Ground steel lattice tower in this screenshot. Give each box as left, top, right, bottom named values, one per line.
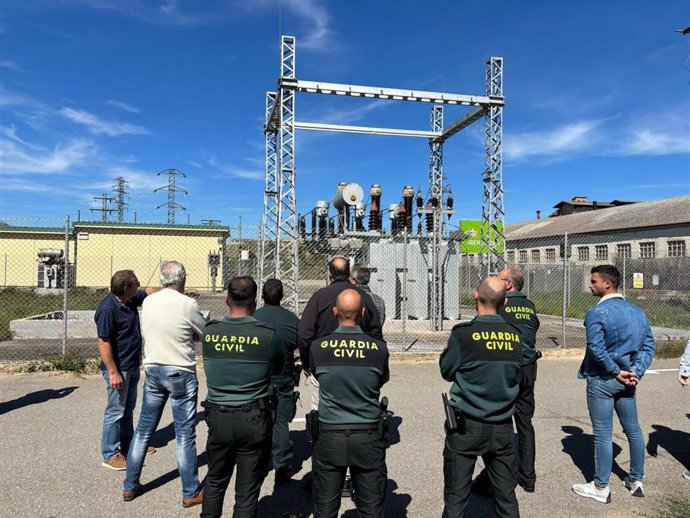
left=429, top=105, right=444, bottom=330
left=260, top=36, right=299, bottom=312
left=155, top=168, right=188, bottom=224
left=90, top=193, right=115, bottom=222
left=481, top=57, right=505, bottom=276
left=113, top=176, right=128, bottom=223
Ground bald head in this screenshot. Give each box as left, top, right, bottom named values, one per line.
left=474, top=276, right=507, bottom=313
left=328, top=256, right=350, bottom=282
left=333, top=288, right=364, bottom=325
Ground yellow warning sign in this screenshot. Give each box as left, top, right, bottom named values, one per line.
left=633, top=273, right=644, bottom=289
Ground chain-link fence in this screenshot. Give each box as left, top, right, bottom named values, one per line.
left=1, top=216, right=688, bottom=361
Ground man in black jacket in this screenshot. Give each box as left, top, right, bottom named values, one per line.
left=298, top=256, right=383, bottom=409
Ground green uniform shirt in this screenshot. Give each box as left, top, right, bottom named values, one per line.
left=440, top=315, right=523, bottom=423
left=202, top=316, right=285, bottom=405
left=499, top=291, right=540, bottom=365
left=255, top=304, right=300, bottom=388
left=311, top=325, right=389, bottom=425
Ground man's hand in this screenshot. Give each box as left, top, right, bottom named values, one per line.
left=616, top=370, right=638, bottom=386
left=108, top=370, right=124, bottom=390
left=679, top=374, right=690, bottom=387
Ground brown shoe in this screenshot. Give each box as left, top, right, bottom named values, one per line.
left=102, top=453, right=126, bottom=471
left=182, top=489, right=204, bottom=508
left=146, top=446, right=156, bottom=455
left=122, top=485, right=140, bottom=502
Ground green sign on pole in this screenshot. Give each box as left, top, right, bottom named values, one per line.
left=459, top=220, right=504, bottom=254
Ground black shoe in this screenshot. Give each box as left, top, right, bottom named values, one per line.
left=519, top=480, right=535, bottom=493
left=341, top=477, right=353, bottom=498
left=275, top=466, right=294, bottom=485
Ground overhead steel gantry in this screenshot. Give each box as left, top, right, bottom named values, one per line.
left=260, top=35, right=505, bottom=317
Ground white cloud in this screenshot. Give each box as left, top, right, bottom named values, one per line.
left=615, top=113, right=690, bottom=156
left=505, top=120, right=603, bottom=161
left=283, top=0, right=335, bottom=51
left=59, top=107, right=149, bottom=136
left=203, top=154, right=263, bottom=181
left=187, top=160, right=203, bottom=168
left=0, top=60, right=23, bottom=71
left=0, top=138, right=96, bottom=174
left=106, top=99, right=141, bottom=113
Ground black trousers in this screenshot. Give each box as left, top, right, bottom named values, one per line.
left=443, top=417, right=519, bottom=518
left=272, top=384, right=298, bottom=470
left=514, top=361, right=537, bottom=488
left=313, top=429, right=387, bottom=518
left=201, top=405, right=271, bottom=518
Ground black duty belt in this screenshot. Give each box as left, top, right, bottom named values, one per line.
left=319, top=422, right=379, bottom=432
left=202, top=399, right=265, bottom=412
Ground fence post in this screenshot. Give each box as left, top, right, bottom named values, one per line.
left=63, top=215, right=70, bottom=356
left=622, top=252, right=626, bottom=297
left=561, top=232, right=568, bottom=348
left=402, top=227, right=408, bottom=351
left=238, top=216, right=243, bottom=276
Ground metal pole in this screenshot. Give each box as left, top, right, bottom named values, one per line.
left=63, top=215, right=70, bottom=356
left=622, top=252, right=627, bottom=297
left=238, top=216, right=243, bottom=276
left=561, top=232, right=568, bottom=348
left=402, top=227, right=408, bottom=350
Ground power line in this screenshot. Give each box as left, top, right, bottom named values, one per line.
left=155, top=168, right=188, bottom=224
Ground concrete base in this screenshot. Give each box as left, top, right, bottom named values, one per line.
left=10, top=310, right=96, bottom=339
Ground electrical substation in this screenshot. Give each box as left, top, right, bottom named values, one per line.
left=259, top=35, right=505, bottom=331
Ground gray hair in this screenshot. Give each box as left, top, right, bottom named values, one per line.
left=160, top=261, right=186, bottom=288
left=351, top=264, right=371, bottom=286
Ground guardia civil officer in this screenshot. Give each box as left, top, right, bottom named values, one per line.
left=498, top=268, right=540, bottom=492
left=201, top=276, right=285, bottom=518
left=310, top=289, right=389, bottom=518
left=440, top=276, right=523, bottom=518
left=254, top=278, right=301, bottom=485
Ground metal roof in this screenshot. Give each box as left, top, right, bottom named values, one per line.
left=507, top=195, right=690, bottom=240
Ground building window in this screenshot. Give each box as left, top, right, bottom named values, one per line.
left=617, top=243, right=631, bottom=259
left=507, top=250, right=515, bottom=263
left=519, top=250, right=527, bottom=263
left=640, top=242, right=655, bottom=259
left=577, top=246, right=590, bottom=261
left=595, top=245, right=608, bottom=260
left=531, top=250, right=540, bottom=263
left=545, top=248, right=556, bottom=262
left=668, top=240, right=686, bottom=257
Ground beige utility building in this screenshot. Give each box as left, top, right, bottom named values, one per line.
left=0, top=221, right=229, bottom=290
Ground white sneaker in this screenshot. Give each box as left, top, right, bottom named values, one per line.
left=623, top=476, right=644, bottom=497
left=571, top=481, right=611, bottom=504
left=682, top=471, right=690, bottom=481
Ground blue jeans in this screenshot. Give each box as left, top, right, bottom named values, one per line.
left=586, top=377, right=644, bottom=487
left=102, top=368, right=140, bottom=461
left=124, top=366, right=200, bottom=499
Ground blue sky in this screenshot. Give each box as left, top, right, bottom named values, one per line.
left=0, top=0, right=688, bottom=230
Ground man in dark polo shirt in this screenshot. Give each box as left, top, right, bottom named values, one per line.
left=440, top=276, right=523, bottom=518
left=254, top=278, right=300, bottom=485
left=95, top=269, right=151, bottom=470
left=201, top=276, right=285, bottom=518
left=310, top=289, right=390, bottom=518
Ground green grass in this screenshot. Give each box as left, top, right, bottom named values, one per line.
left=647, top=493, right=690, bottom=518
left=20, top=351, right=100, bottom=375
left=0, top=287, right=105, bottom=341
left=462, top=291, right=690, bottom=331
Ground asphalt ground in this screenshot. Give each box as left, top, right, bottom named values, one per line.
left=0, top=356, right=688, bottom=518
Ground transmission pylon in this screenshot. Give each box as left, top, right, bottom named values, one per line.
left=112, top=176, right=128, bottom=223
left=90, top=193, right=115, bottom=222
left=155, top=168, right=188, bottom=224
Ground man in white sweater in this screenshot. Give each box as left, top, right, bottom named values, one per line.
left=123, top=261, right=208, bottom=507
